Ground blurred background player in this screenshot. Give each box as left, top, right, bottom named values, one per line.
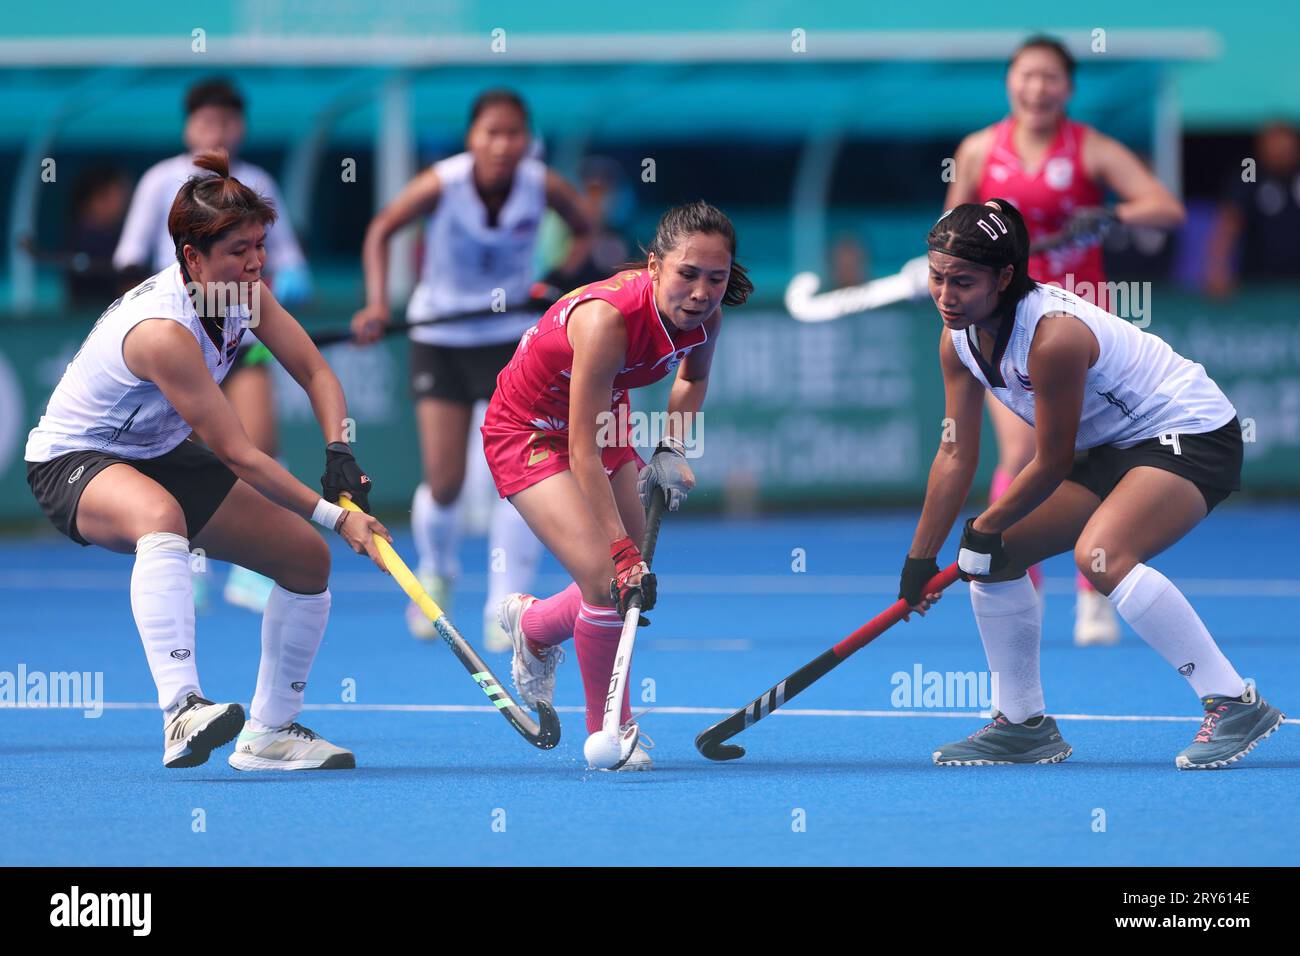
left=112, top=77, right=314, bottom=614
left=944, top=35, right=1186, bottom=646
left=486, top=201, right=750, bottom=771
left=351, top=89, right=592, bottom=647
left=64, top=167, right=132, bottom=308
left=26, top=150, right=387, bottom=770
left=900, top=199, right=1282, bottom=769
left=1205, top=122, right=1300, bottom=297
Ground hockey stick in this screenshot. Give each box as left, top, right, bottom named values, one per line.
left=585, top=488, right=668, bottom=770
left=339, top=497, right=560, bottom=750
left=785, top=213, right=1115, bottom=323
left=694, top=562, right=962, bottom=761
left=310, top=290, right=561, bottom=347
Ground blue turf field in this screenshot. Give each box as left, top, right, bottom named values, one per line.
left=2, top=506, right=1297, bottom=866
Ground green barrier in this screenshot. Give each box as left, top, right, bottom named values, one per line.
left=3, top=285, right=1299, bottom=526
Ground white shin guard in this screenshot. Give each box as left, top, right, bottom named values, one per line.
left=1108, top=563, right=1245, bottom=699
left=131, top=532, right=201, bottom=713
left=411, top=482, right=462, bottom=580
left=485, top=498, right=542, bottom=615
left=250, top=585, right=331, bottom=731
left=970, top=576, right=1044, bottom=724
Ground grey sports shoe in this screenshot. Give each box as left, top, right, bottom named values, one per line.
left=1175, top=685, right=1285, bottom=770
left=933, top=712, right=1072, bottom=766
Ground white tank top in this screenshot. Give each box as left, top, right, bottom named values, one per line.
left=25, top=264, right=247, bottom=462
left=405, top=152, right=547, bottom=347
left=950, top=283, right=1236, bottom=450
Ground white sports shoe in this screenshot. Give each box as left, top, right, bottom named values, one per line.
left=617, top=726, right=654, bottom=772
left=228, top=721, right=356, bottom=771
left=501, top=593, right=564, bottom=710
left=163, top=693, right=245, bottom=768
left=408, top=573, right=453, bottom=641
left=1074, top=588, right=1121, bottom=646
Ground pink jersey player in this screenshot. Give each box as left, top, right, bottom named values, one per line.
left=482, top=202, right=751, bottom=770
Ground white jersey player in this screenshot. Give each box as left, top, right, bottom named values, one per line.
left=112, top=77, right=312, bottom=613
left=26, top=149, right=389, bottom=772
left=350, top=90, right=592, bottom=646
left=898, top=198, right=1283, bottom=770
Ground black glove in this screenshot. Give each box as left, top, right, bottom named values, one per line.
left=321, top=442, right=372, bottom=512
left=899, top=555, right=941, bottom=607
left=957, top=517, right=1008, bottom=580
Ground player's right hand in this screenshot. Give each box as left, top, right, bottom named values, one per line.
left=899, top=554, right=943, bottom=622
left=610, top=536, right=656, bottom=616
left=338, top=510, right=393, bottom=574
left=350, top=304, right=390, bottom=345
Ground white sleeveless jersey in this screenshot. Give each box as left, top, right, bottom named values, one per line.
left=405, top=152, right=547, bottom=347
left=950, top=283, right=1235, bottom=450
left=25, top=264, right=247, bottom=462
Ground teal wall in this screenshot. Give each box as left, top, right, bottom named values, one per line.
left=2, top=0, right=1294, bottom=129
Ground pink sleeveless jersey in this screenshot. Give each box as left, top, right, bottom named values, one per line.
left=481, top=269, right=709, bottom=497
left=978, top=118, right=1105, bottom=290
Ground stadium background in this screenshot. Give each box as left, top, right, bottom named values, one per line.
left=2, top=1, right=1298, bottom=522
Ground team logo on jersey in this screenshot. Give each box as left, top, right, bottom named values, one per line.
left=986, top=163, right=1011, bottom=183
left=1044, top=157, right=1074, bottom=190
left=67, top=465, right=85, bottom=484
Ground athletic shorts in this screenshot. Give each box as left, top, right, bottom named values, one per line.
left=410, top=341, right=519, bottom=404
left=1067, top=417, right=1243, bottom=513
left=26, top=438, right=238, bottom=546
left=480, top=424, right=644, bottom=499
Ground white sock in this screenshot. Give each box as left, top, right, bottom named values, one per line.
left=131, top=532, right=202, bottom=714
left=250, top=585, right=331, bottom=730
left=1108, top=564, right=1245, bottom=699
left=970, top=576, right=1044, bottom=724
left=411, top=482, right=461, bottom=580
left=485, top=498, right=543, bottom=616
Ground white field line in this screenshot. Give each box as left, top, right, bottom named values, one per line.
left=4, top=570, right=1300, bottom=598
left=4, top=701, right=1296, bottom=725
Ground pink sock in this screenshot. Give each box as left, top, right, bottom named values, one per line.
left=521, top=582, right=582, bottom=647
left=573, top=601, right=632, bottom=733
left=991, top=466, right=1043, bottom=589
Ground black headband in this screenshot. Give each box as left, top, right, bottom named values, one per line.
left=926, top=239, right=1013, bottom=270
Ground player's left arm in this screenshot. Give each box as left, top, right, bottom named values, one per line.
left=637, top=310, right=722, bottom=510
left=1085, top=130, right=1186, bottom=229
left=973, top=313, right=1093, bottom=534
left=543, top=170, right=594, bottom=277
left=248, top=282, right=349, bottom=445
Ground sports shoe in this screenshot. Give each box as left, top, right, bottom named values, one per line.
left=501, top=593, right=563, bottom=710
left=408, top=573, right=453, bottom=641
left=1074, top=588, right=1120, bottom=646
left=223, top=564, right=276, bottom=613
left=228, top=721, right=355, bottom=771
left=616, top=726, right=654, bottom=772
left=933, top=712, right=1072, bottom=765
left=1175, top=685, right=1285, bottom=770
left=163, top=693, right=245, bottom=768
left=483, top=607, right=512, bottom=653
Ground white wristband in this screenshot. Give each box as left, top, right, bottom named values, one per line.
left=312, top=498, right=345, bottom=532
